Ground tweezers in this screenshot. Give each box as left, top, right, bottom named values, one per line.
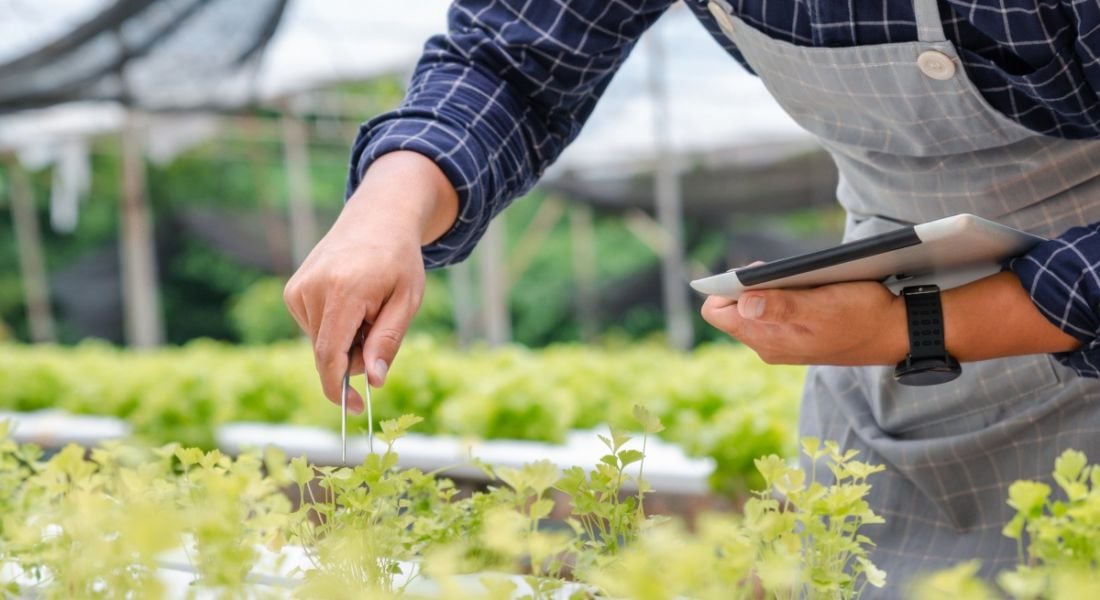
left=340, top=345, right=373, bottom=466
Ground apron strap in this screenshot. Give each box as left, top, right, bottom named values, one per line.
left=914, top=0, right=948, bottom=43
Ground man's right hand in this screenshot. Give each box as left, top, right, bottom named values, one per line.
left=283, top=151, right=459, bottom=414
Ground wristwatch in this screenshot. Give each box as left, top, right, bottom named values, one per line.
left=893, top=285, right=961, bottom=386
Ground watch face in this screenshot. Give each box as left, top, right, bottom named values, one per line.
left=894, top=357, right=962, bottom=386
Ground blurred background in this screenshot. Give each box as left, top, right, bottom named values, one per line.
left=0, top=0, right=844, bottom=350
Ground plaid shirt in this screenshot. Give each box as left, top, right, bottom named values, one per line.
left=347, top=0, right=1100, bottom=374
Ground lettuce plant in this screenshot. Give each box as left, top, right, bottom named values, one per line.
left=0, top=413, right=890, bottom=599
left=592, top=437, right=887, bottom=600
left=913, top=449, right=1100, bottom=599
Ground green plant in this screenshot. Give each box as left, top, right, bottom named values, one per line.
left=591, top=437, right=887, bottom=600
left=0, top=420, right=291, bottom=598
left=0, top=338, right=804, bottom=493
left=912, top=449, right=1100, bottom=599
left=0, top=412, right=888, bottom=599
left=228, top=277, right=301, bottom=344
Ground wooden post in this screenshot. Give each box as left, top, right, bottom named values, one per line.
left=241, top=115, right=293, bottom=275
left=569, top=202, right=598, bottom=341
left=280, top=101, right=319, bottom=267
left=4, top=155, right=57, bottom=343
left=448, top=259, right=477, bottom=348
left=647, top=28, right=693, bottom=350
left=478, top=217, right=511, bottom=346
left=118, top=116, right=164, bottom=348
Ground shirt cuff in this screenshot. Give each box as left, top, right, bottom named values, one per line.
left=346, top=115, right=484, bottom=269
left=1008, top=223, right=1100, bottom=378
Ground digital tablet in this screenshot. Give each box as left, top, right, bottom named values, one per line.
left=689, top=214, right=1045, bottom=299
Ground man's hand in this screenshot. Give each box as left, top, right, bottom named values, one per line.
left=701, top=269, right=1081, bottom=367
left=283, top=151, right=458, bottom=413
left=702, top=281, right=908, bottom=366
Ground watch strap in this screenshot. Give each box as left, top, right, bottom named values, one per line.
left=902, top=285, right=946, bottom=360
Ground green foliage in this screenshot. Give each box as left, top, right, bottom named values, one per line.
left=229, top=277, right=301, bottom=344
left=0, top=433, right=290, bottom=598
left=0, top=338, right=804, bottom=494
left=0, top=414, right=887, bottom=599
left=592, top=437, right=887, bottom=599
left=913, top=449, right=1100, bottom=599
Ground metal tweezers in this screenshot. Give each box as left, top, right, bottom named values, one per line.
left=340, top=339, right=373, bottom=465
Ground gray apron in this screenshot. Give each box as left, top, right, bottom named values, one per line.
left=707, top=0, right=1100, bottom=594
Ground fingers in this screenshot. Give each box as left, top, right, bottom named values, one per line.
left=314, top=295, right=366, bottom=410
left=701, top=294, right=745, bottom=333
left=346, top=345, right=366, bottom=376
left=283, top=278, right=309, bottom=335
left=342, top=345, right=366, bottom=415
left=362, top=286, right=420, bottom=388
left=701, top=289, right=805, bottom=336
left=737, top=290, right=800, bottom=323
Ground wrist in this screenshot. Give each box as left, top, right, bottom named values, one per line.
left=885, top=292, right=910, bottom=364
left=349, top=150, right=460, bottom=244
left=941, top=271, right=1080, bottom=362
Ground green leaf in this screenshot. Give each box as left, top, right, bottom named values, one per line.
left=289, top=456, right=313, bottom=486
left=1054, top=449, right=1087, bottom=483
left=522, top=460, right=562, bottom=495
left=530, top=498, right=555, bottom=521
left=754, top=455, right=788, bottom=487
left=377, top=414, right=424, bottom=444
left=632, top=405, right=665, bottom=435
left=801, top=437, right=824, bottom=461
left=997, top=566, right=1047, bottom=599
left=618, top=449, right=645, bottom=468
left=175, top=447, right=204, bottom=469
left=1007, top=480, right=1050, bottom=515
left=263, top=446, right=288, bottom=484
left=609, top=428, right=631, bottom=453
left=856, top=557, right=886, bottom=588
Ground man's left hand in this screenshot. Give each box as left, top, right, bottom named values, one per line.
left=701, top=281, right=908, bottom=366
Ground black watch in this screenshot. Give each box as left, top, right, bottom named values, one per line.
left=893, top=285, right=961, bottom=386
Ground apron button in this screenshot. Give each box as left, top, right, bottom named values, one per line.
left=707, top=1, right=736, bottom=33
left=917, top=50, right=956, bottom=80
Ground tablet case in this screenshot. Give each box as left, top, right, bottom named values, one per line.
left=689, top=214, right=1045, bottom=299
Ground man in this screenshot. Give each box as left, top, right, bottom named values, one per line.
left=284, top=0, right=1100, bottom=592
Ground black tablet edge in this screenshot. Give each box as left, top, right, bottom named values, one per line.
left=736, top=226, right=921, bottom=287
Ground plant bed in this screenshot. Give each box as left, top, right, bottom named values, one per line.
left=0, top=411, right=896, bottom=599
left=0, top=339, right=804, bottom=495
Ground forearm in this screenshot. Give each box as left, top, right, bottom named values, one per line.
left=941, top=271, right=1080, bottom=362
left=347, top=151, right=459, bottom=245
left=346, top=0, right=674, bottom=268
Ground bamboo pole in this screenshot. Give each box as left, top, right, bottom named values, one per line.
left=118, top=115, right=164, bottom=348
left=4, top=155, right=57, bottom=343
left=448, top=259, right=477, bottom=348
left=279, top=101, right=319, bottom=268
left=478, top=218, right=511, bottom=346
left=646, top=27, right=693, bottom=350
left=241, top=115, right=293, bottom=275
left=569, top=203, right=598, bottom=341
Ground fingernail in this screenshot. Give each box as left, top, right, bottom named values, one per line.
left=740, top=296, right=765, bottom=319
left=373, top=359, right=389, bottom=385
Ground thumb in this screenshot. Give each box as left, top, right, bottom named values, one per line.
left=362, top=292, right=418, bottom=388
left=737, top=290, right=800, bottom=323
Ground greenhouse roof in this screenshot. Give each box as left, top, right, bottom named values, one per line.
left=0, top=1, right=812, bottom=170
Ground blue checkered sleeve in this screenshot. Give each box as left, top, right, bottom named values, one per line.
left=346, top=0, right=674, bottom=268
left=1009, top=224, right=1100, bottom=378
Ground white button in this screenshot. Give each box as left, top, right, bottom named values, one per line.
left=917, top=50, right=956, bottom=80
left=707, top=1, right=735, bottom=33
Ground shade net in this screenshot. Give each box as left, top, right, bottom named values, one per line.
left=0, top=0, right=288, bottom=114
